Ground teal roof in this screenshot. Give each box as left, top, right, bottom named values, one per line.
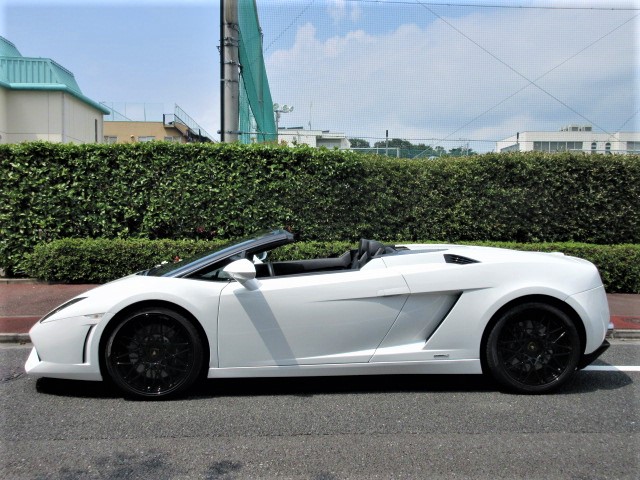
left=0, top=36, right=109, bottom=114
left=0, top=37, right=22, bottom=57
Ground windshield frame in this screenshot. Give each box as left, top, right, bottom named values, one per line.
left=146, top=229, right=295, bottom=278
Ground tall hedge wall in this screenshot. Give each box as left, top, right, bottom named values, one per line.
left=1, top=142, right=639, bottom=274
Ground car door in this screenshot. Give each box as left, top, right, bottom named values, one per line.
left=217, top=268, right=410, bottom=367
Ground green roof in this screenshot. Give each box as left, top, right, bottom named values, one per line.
left=0, top=36, right=109, bottom=114
left=0, top=37, right=21, bottom=57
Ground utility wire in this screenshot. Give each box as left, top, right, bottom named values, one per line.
left=440, top=12, right=639, bottom=143
left=345, top=0, right=640, bottom=10
left=607, top=107, right=640, bottom=143
left=265, top=0, right=316, bottom=52
left=410, top=0, right=615, bottom=157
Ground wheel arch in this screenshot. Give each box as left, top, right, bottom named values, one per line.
left=479, top=294, right=586, bottom=375
left=97, top=299, right=211, bottom=380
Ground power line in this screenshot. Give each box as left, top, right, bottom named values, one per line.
left=345, top=0, right=640, bottom=10
left=441, top=12, right=640, bottom=142
left=608, top=107, right=640, bottom=142
left=414, top=0, right=614, bottom=144
left=342, top=134, right=498, bottom=142
left=264, top=0, right=316, bottom=52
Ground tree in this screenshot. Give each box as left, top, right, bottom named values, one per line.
left=373, top=138, right=414, bottom=149
left=349, top=138, right=370, bottom=148
left=448, top=146, right=476, bottom=157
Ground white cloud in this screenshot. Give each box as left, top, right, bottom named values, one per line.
left=327, top=0, right=347, bottom=23
left=327, top=0, right=362, bottom=25
left=266, top=7, right=638, bottom=151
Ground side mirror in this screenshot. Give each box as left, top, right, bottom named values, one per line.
left=223, top=259, right=261, bottom=291
left=253, top=251, right=268, bottom=263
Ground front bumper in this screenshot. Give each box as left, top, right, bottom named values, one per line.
left=25, top=346, right=102, bottom=381
left=25, top=312, right=109, bottom=381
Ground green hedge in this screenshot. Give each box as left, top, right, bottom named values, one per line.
left=2, top=142, right=639, bottom=274
left=23, top=238, right=224, bottom=284
left=24, top=238, right=640, bottom=293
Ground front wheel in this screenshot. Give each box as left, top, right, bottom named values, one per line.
left=485, top=302, right=581, bottom=394
left=104, top=307, right=203, bottom=399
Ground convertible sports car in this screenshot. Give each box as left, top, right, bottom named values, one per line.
left=26, top=229, right=611, bottom=398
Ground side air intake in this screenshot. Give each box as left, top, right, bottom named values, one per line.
left=444, top=254, right=479, bottom=265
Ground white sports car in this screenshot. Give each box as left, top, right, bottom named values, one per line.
left=26, top=229, right=611, bottom=398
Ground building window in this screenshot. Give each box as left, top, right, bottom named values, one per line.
left=534, top=141, right=582, bottom=153
left=104, top=136, right=117, bottom=144
left=591, top=142, right=597, bottom=153
left=138, top=136, right=156, bottom=142
left=164, top=136, right=181, bottom=142
left=605, top=142, right=611, bottom=154
left=627, top=141, right=640, bottom=153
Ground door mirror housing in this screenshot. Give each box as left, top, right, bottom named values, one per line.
left=223, top=259, right=261, bottom=291
left=253, top=251, right=268, bottom=263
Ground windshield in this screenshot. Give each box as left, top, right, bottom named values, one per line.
left=144, top=229, right=291, bottom=277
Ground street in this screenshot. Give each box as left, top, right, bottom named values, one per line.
left=1, top=341, right=638, bottom=479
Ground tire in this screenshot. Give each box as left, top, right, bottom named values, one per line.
left=485, top=302, right=581, bottom=394
left=104, top=307, right=203, bottom=399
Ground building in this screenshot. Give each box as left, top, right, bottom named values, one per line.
left=103, top=103, right=213, bottom=144
left=497, top=125, right=640, bottom=154
left=277, top=127, right=350, bottom=149
left=0, top=36, right=109, bottom=144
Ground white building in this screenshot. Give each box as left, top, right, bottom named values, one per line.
left=278, top=128, right=351, bottom=149
left=0, top=36, right=109, bottom=144
left=497, top=125, right=640, bottom=154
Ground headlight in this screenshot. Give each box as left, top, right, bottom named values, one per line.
left=40, top=297, right=87, bottom=323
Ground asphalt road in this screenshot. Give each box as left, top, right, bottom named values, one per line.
left=1, top=341, right=638, bottom=480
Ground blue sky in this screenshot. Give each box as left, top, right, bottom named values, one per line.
left=1, top=0, right=638, bottom=150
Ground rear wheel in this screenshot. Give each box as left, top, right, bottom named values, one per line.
left=104, top=307, right=203, bottom=399
left=486, top=302, right=581, bottom=393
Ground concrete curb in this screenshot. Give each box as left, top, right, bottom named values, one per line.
left=0, top=278, right=49, bottom=285
left=606, top=329, right=640, bottom=340
left=0, top=333, right=31, bottom=344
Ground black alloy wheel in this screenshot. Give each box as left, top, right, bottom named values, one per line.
left=104, top=307, right=203, bottom=399
left=486, top=302, right=581, bottom=393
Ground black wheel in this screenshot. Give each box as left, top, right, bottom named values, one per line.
left=485, top=302, right=581, bottom=394
left=104, top=307, right=203, bottom=399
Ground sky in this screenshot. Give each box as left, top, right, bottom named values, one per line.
left=1, top=0, right=638, bottom=151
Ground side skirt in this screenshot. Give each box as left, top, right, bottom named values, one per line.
left=207, top=359, right=482, bottom=378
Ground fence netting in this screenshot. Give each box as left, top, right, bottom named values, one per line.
left=237, top=0, right=277, bottom=143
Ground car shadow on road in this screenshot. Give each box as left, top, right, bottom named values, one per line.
left=33, top=370, right=633, bottom=400
left=189, top=369, right=634, bottom=399
left=35, top=377, right=120, bottom=398
left=33, top=374, right=494, bottom=400
left=191, top=374, right=496, bottom=398
left=558, top=368, right=635, bottom=395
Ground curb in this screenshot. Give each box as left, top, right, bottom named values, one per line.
left=0, top=333, right=31, bottom=344
left=0, top=278, right=49, bottom=285
left=606, top=329, right=640, bottom=340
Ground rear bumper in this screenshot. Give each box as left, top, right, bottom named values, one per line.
left=578, top=339, right=610, bottom=370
